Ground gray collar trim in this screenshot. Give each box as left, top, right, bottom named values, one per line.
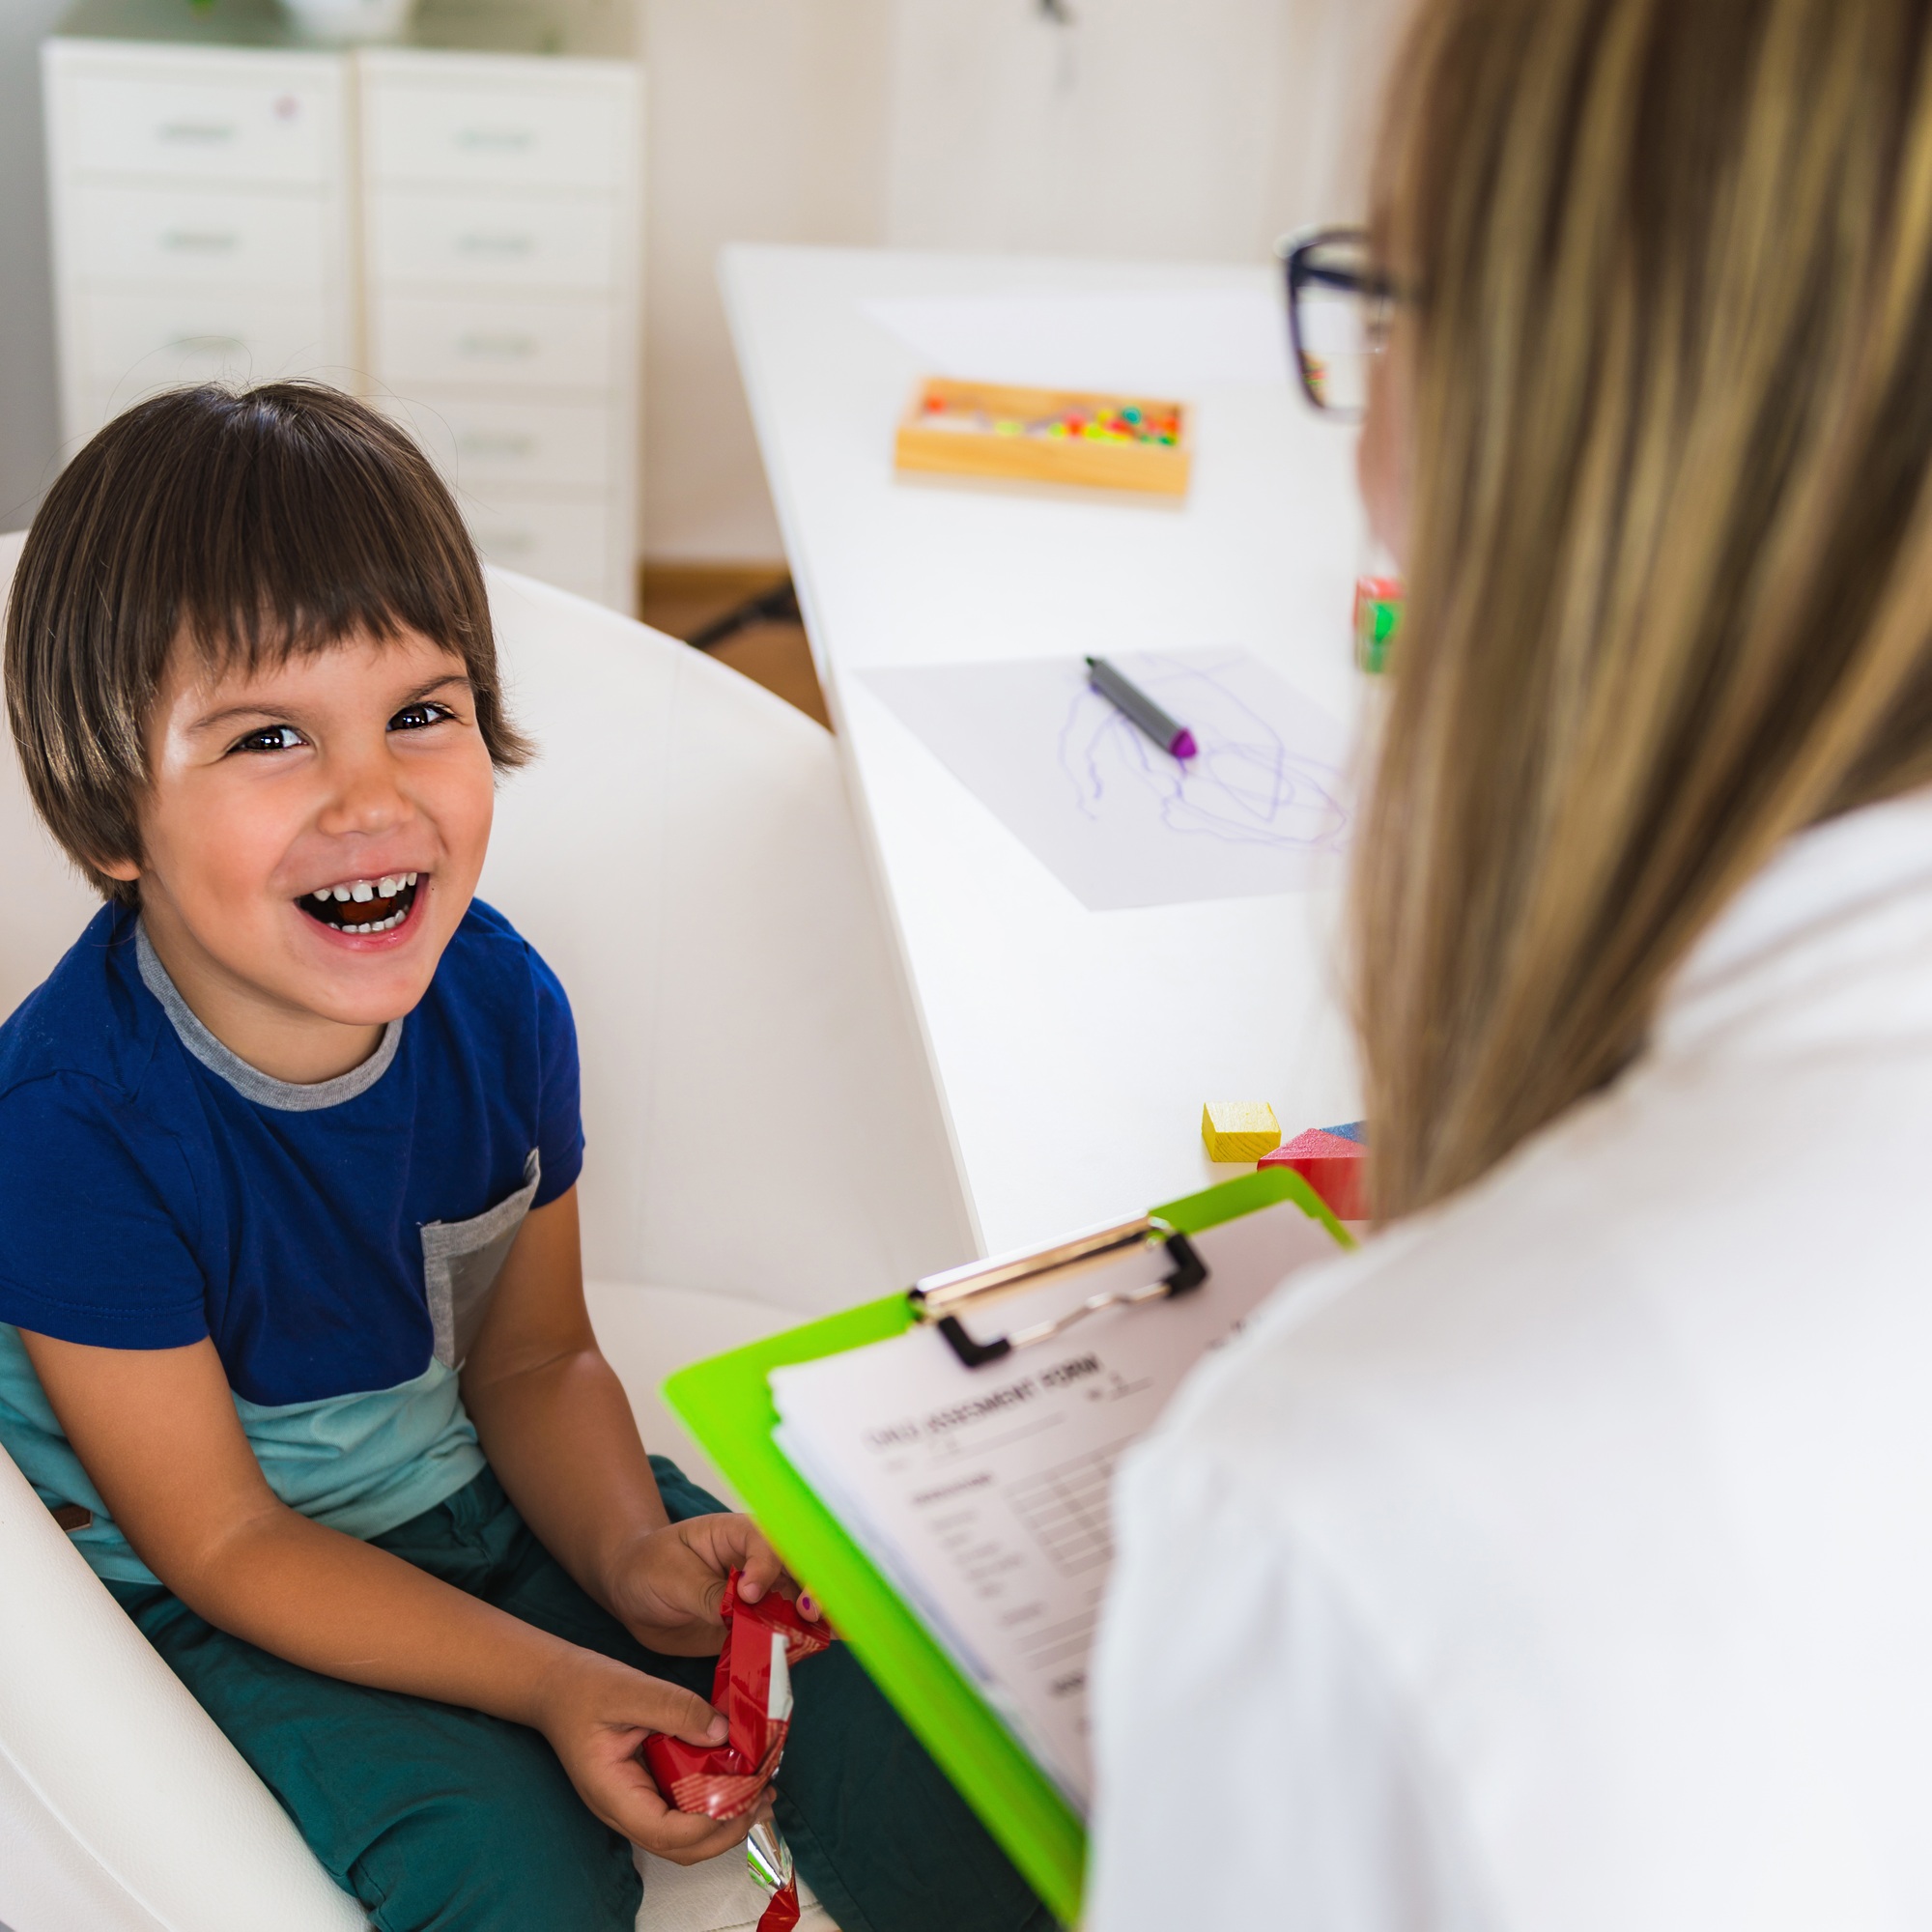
left=135, top=923, right=403, bottom=1112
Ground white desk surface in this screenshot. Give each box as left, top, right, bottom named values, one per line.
left=723, top=244, right=1367, bottom=1260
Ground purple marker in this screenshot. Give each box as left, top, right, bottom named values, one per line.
left=1085, top=655, right=1198, bottom=761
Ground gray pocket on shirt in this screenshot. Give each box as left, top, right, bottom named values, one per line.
left=421, top=1149, right=541, bottom=1370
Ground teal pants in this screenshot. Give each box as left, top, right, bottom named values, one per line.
left=107, top=1461, right=1056, bottom=1932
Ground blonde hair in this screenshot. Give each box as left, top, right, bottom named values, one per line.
left=1355, top=0, right=1932, bottom=1219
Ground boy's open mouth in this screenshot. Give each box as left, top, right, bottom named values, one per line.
left=299, top=872, right=421, bottom=935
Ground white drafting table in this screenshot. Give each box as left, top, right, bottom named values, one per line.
left=723, top=244, right=1368, bottom=1260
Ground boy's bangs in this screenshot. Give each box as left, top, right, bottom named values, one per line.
left=173, top=532, right=476, bottom=685
left=158, top=394, right=486, bottom=683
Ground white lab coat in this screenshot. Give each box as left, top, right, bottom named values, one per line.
left=1088, top=788, right=1932, bottom=1932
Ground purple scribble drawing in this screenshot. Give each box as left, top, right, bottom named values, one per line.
left=1057, top=653, right=1350, bottom=852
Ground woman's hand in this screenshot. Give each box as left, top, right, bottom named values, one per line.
left=602, top=1513, right=821, bottom=1656
left=532, top=1646, right=771, bottom=1862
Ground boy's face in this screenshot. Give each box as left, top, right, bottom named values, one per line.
left=109, top=626, right=497, bottom=1034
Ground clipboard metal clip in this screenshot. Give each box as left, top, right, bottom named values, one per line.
left=908, top=1214, right=1208, bottom=1370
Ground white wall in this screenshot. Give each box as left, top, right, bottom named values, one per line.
left=639, top=0, right=895, bottom=562
left=883, top=0, right=1295, bottom=261
left=0, top=0, right=69, bottom=532
left=881, top=0, right=1407, bottom=262
left=1273, top=0, right=1413, bottom=230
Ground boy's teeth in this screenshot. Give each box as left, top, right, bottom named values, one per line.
left=306, top=874, right=419, bottom=912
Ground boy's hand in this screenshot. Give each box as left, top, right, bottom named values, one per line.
left=534, top=1647, right=771, bottom=1863
left=603, top=1513, right=822, bottom=1657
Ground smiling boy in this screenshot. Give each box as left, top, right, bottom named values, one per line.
left=0, top=384, right=1052, bottom=1932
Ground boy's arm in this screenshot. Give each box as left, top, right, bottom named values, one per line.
left=20, top=1327, right=757, bottom=1863
left=459, top=1185, right=806, bottom=1655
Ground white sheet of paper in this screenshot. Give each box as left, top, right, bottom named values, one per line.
left=862, top=649, right=1352, bottom=910
left=769, top=1202, right=1341, bottom=1808
left=861, top=286, right=1293, bottom=392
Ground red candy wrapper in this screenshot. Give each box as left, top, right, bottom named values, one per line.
left=642, top=1574, right=832, bottom=1931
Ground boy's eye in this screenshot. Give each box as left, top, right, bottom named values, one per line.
left=232, top=724, right=304, bottom=754
left=389, top=700, right=457, bottom=732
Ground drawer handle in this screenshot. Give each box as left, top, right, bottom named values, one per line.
left=459, top=433, right=536, bottom=457
left=479, top=531, right=536, bottom=554
left=167, top=333, right=246, bottom=351
left=456, top=233, right=536, bottom=257
left=161, top=231, right=240, bottom=253
left=457, top=332, right=537, bottom=358
left=157, top=121, right=236, bottom=145
left=455, top=127, right=534, bottom=152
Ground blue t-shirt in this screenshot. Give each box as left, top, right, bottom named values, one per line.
left=0, top=899, right=583, bottom=1582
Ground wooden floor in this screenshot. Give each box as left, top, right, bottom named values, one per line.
left=638, top=562, right=832, bottom=730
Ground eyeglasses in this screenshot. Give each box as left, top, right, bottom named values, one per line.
left=1277, top=226, right=1398, bottom=422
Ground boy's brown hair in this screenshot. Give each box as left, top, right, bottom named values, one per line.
left=5, top=382, right=532, bottom=906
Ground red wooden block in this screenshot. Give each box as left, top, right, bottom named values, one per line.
left=1260, top=1125, right=1369, bottom=1220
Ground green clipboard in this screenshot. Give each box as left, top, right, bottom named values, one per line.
left=662, top=1167, right=1350, bottom=1926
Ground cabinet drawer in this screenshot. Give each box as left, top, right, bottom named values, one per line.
left=462, top=494, right=612, bottom=598
left=56, top=62, right=340, bottom=187
left=384, top=396, right=612, bottom=491
left=371, top=295, right=615, bottom=391
left=70, top=184, right=331, bottom=288
left=369, top=190, right=619, bottom=293
left=78, top=290, right=347, bottom=389
left=362, top=76, right=626, bottom=190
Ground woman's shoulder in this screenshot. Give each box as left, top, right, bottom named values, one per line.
left=1116, top=1041, right=1932, bottom=1930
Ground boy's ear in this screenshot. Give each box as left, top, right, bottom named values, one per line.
left=93, top=853, right=142, bottom=885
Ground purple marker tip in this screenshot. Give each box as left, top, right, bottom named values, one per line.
left=1171, top=728, right=1199, bottom=761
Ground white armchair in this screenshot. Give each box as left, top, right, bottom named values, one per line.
left=0, top=533, right=973, bottom=1932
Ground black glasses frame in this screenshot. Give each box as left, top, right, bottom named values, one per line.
left=1277, top=225, right=1399, bottom=422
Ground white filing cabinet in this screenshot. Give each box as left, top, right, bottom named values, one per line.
left=42, top=0, right=642, bottom=613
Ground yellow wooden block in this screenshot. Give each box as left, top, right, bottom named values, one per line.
left=1201, top=1100, right=1282, bottom=1162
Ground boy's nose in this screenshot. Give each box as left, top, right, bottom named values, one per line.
left=317, top=758, right=412, bottom=837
